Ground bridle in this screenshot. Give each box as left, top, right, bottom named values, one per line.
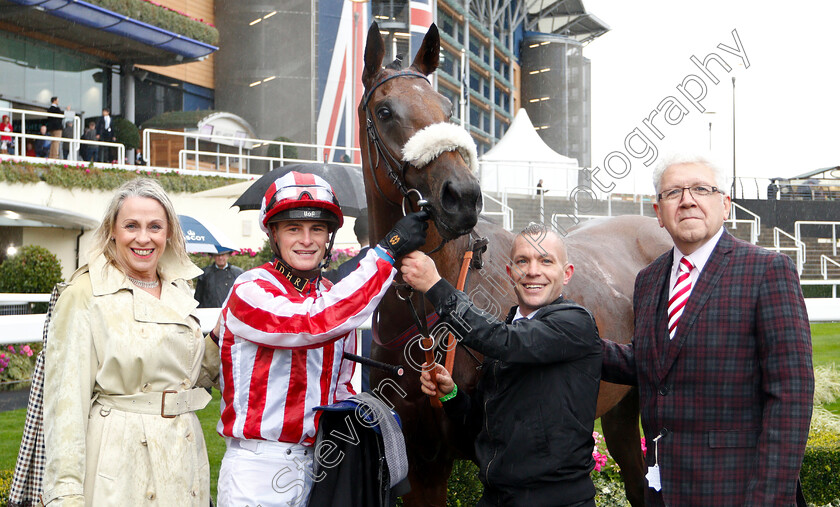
left=361, top=69, right=434, bottom=217
left=362, top=69, right=466, bottom=393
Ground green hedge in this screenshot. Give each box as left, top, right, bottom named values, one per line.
left=86, top=0, right=219, bottom=46
left=114, top=117, right=141, bottom=151
left=803, top=431, right=840, bottom=505
left=0, top=245, right=63, bottom=313
left=0, top=160, right=239, bottom=194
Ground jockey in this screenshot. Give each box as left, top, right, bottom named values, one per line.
left=215, top=171, right=428, bottom=506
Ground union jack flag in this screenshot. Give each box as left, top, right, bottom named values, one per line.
left=316, top=0, right=369, bottom=164
left=410, top=0, right=434, bottom=61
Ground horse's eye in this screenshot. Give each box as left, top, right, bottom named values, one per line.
left=376, top=106, right=392, bottom=121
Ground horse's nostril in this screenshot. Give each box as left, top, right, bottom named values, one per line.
left=441, top=181, right=459, bottom=213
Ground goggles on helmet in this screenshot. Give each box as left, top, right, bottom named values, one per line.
left=259, top=172, right=344, bottom=234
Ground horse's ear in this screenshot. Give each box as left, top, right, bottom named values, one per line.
left=364, top=22, right=385, bottom=89
left=410, top=23, right=440, bottom=76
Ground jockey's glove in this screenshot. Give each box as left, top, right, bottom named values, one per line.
left=379, top=210, right=430, bottom=259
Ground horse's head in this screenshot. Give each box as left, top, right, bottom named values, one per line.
left=359, top=22, right=482, bottom=241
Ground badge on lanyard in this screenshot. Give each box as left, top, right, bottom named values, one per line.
left=646, top=433, right=664, bottom=491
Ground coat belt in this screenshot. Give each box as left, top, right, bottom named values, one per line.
left=96, top=388, right=212, bottom=418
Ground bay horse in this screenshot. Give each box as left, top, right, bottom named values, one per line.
left=359, top=22, right=672, bottom=506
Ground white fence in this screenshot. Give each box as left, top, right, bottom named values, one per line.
left=0, top=106, right=125, bottom=163
left=142, top=128, right=361, bottom=174
left=1, top=288, right=836, bottom=350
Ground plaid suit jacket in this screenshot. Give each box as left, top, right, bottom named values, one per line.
left=603, top=231, right=814, bottom=506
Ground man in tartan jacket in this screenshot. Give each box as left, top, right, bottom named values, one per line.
left=602, top=153, right=814, bottom=506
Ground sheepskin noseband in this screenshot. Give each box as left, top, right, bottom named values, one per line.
left=401, top=122, right=479, bottom=173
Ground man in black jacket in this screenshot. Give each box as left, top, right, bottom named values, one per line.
left=95, top=108, right=116, bottom=162
left=46, top=96, right=62, bottom=159
left=401, top=223, right=602, bottom=507
left=193, top=249, right=244, bottom=308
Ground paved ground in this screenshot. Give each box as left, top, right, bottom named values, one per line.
left=0, top=388, right=30, bottom=412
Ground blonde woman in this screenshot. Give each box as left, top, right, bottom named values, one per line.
left=43, top=178, right=219, bottom=505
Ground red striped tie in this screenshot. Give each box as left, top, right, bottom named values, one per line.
left=668, top=257, right=694, bottom=339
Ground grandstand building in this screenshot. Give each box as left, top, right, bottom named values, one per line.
left=0, top=0, right=607, bottom=166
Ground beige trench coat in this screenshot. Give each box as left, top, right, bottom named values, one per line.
left=43, top=250, right=220, bottom=506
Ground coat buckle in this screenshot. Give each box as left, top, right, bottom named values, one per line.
left=161, top=390, right=178, bottom=418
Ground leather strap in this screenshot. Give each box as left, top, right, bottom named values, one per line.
left=96, top=388, right=211, bottom=418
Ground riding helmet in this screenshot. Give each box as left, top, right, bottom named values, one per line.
left=259, top=171, right=344, bottom=234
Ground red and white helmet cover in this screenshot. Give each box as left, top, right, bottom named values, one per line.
left=259, top=171, right=344, bottom=234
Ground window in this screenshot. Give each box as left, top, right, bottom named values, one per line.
left=440, top=10, right=454, bottom=36
left=440, top=48, right=456, bottom=77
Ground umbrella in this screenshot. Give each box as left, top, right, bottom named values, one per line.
left=178, top=214, right=238, bottom=254
left=232, top=163, right=367, bottom=217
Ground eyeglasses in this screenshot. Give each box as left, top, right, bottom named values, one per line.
left=657, top=185, right=720, bottom=202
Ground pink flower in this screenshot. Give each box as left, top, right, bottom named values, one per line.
left=0, top=352, right=5, bottom=359
left=22, top=345, right=33, bottom=357
left=85, top=168, right=91, bottom=174
left=7, top=345, right=14, bottom=352
left=592, top=451, right=608, bottom=472
left=641, top=437, right=647, bottom=457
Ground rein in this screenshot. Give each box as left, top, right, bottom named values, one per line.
left=390, top=235, right=487, bottom=405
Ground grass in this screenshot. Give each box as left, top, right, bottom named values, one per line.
left=2, top=322, right=839, bottom=502
left=812, top=322, right=840, bottom=414
left=0, top=409, right=26, bottom=472
left=199, top=390, right=224, bottom=501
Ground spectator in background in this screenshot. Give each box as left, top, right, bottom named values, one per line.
left=61, top=121, right=75, bottom=160
left=536, top=178, right=545, bottom=196
left=96, top=108, right=116, bottom=162
left=34, top=125, right=51, bottom=158
left=46, top=96, right=62, bottom=159
left=0, top=115, right=13, bottom=155
left=193, top=249, right=244, bottom=309
left=82, top=121, right=98, bottom=162
left=767, top=178, right=778, bottom=200
left=324, top=215, right=370, bottom=283
left=25, top=141, right=35, bottom=157
left=323, top=216, right=374, bottom=391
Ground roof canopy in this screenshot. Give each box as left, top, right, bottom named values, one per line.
left=479, top=108, right=579, bottom=194
left=524, top=0, right=610, bottom=43
left=0, top=198, right=99, bottom=229
left=0, top=0, right=216, bottom=65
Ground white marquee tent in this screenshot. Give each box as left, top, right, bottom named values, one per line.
left=479, top=108, right=580, bottom=195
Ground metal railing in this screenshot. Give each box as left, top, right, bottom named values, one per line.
left=1, top=105, right=81, bottom=160
left=794, top=221, right=840, bottom=258
left=772, top=227, right=806, bottom=274
left=0, top=130, right=125, bottom=164
left=481, top=192, right=513, bottom=231
left=820, top=255, right=840, bottom=297
left=178, top=149, right=361, bottom=175
left=0, top=294, right=374, bottom=344
left=142, top=128, right=361, bottom=173
left=726, top=202, right=761, bottom=244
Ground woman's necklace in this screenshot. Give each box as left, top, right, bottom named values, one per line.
left=127, top=275, right=160, bottom=289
